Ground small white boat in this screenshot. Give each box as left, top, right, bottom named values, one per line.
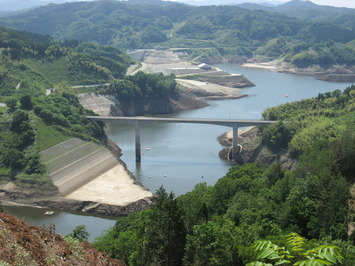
left=144, top=147, right=152, bottom=151
left=45, top=211, right=54, bottom=215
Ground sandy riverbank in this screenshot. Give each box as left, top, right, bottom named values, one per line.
left=0, top=163, right=154, bottom=217
left=65, top=164, right=153, bottom=206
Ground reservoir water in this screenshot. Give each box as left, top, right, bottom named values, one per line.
left=105, top=64, right=353, bottom=195
left=3, top=65, right=353, bottom=241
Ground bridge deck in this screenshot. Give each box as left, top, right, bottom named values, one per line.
left=86, top=116, right=277, bottom=162
left=86, top=116, right=277, bottom=127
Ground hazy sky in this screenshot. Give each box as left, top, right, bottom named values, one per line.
left=168, top=0, right=355, bottom=8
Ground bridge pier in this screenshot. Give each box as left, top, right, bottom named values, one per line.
left=86, top=116, right=277, bottom=163
left=135, top=121, right=141, bottom=162
left=232, top=125, right=239, bottom=159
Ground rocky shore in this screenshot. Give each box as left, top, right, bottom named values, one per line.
left=0, top=185, right=153, bottom=218
left=218, top=127, right=297, bottom=170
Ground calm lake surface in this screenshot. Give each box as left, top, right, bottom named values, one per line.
left=4, top=65, right=353, bottom=241
left=105, top=64, right=352, bottom=195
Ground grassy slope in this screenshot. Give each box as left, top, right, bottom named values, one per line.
left=35, top=119, right=72, bottom=151
left=24, top=58, right=70, bottom=86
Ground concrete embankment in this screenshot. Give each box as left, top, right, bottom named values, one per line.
left=39, top=138, right=153, bottom=213
left=40, top=138, right=118, bottom=196
left=78, top=92, right=208, bottom=116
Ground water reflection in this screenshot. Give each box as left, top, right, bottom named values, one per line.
left=3, top=205, right=116, bottom=242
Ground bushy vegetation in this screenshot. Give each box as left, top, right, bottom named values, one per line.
left=1, top=1, right=354, bottom=67
left=100, top=71, right=178, bottom=100
left=0, top=26, right=133, bottom=97
left=94, top=85, right=355, bottom=265
left=0, top=92, right=105, bottom=184
left=261, top=85, right=355, bottom=160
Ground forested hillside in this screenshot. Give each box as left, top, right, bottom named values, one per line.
left=241, top=0, right=355, bottom=26
left=0, top=26, right=179, bottom=186
left=0, top=0, right=354, bottom=68
left=0, top=26, right=133, bottom=95
left=94, top=85, right=355, bottom=265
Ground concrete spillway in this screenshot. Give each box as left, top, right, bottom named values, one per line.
left=40, top=138, right=118, bottom=196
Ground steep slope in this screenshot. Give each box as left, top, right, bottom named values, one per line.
left=0, top=211, right=124, bottom=265
left=40, top=138, right=119, bottom=196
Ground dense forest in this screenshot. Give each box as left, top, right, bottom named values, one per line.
left=0, top=0, right=354, bottom=68
left=240, top=0, right=355, bottom=24
left=93, top=85, right=355, bottom=265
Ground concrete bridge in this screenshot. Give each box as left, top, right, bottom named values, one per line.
left=86, top=116, right=277, bottom=162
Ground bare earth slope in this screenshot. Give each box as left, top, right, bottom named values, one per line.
left=0, top=211, right=124, bottom=265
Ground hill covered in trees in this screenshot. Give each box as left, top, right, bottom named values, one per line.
left=0, top=26, right=179, bottom=187
left=0, top=26, right=133, bottom=96
left=241, top=0, right=355, bottom=25
left=0, top=0, right=354, bottom=68
left=93, top=85, right=355, bottom=265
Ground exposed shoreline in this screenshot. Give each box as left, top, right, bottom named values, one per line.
left=0, top=137, right=154, bottom=218
left=241, top=59, right=355, bottom=82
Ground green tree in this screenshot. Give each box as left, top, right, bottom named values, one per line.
left=289, top=117, right=346, bottom=157
left=20, top=95, right=33, bottom=110
left=155, top=16, right=173, bottom=30
left=10, top=109, right=32, bottom=133
left=5, top=97, right=17, bottom=110
left=108, top=79, right=142, bottom=100
left=184, top=216, right=240, bottom=266
left=66, top=225, right=89, bottom=242
left=1, top=148, right=24, bottom=170
left=144, top=187, right=186, bottom=266
left=24, top=154, right=46, bottom=174
left=140, top=26, right=167, bottom=44
left=93, top=210, right=149, bottom=265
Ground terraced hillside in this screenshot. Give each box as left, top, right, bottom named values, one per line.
left=40, top=138, right=118, bottom=196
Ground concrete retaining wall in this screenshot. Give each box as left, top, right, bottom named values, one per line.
left=40, top=138, right=119, bottom=196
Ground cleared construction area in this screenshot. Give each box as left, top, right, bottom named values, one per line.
left=40, top=138, right=153, bottom=205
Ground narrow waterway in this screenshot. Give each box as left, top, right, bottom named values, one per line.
left=3, top=65, right=353, bottom=241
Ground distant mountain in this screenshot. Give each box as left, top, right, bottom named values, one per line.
left=280, top=0, right=317, bottom=8
left=240, top=0, right=355, bottom=26
left=162, top=0, right=282, bottom=6
left=0, top=0, right=353, bottom=69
